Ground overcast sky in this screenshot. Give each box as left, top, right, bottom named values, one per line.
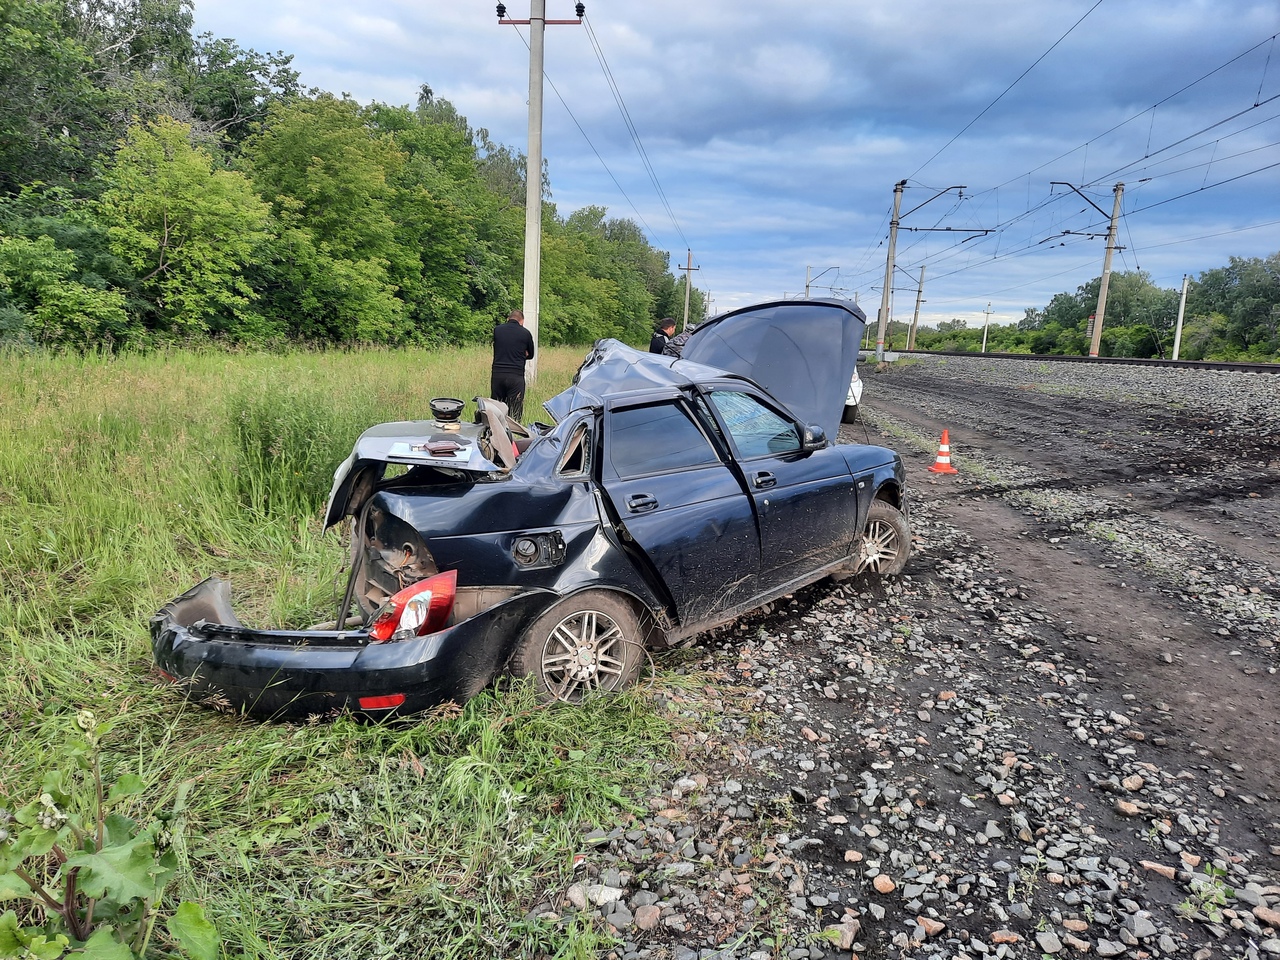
left=191, top=0, right=1280, bottom=328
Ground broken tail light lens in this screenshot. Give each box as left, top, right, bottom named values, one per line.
left=368, top=569, right=457, bottom=642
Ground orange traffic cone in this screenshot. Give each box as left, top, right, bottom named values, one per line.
left=927, top=429, right=958, bottom=474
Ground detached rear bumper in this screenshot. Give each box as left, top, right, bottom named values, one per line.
left=150, top=577, right=555, bottom=720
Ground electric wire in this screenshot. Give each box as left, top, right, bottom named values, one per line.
left=988, top=30, right=1280, bottom=193
left=1127, top=158, right=1280, bottom=216
left=1141, top=218, right=1280, bottom=249
left=499, top=23, right=665, bottom=244
left=1085, top=92, right=1280, bottom=188
left=908, top=0, right=1104, bottom=180
left=908, top=30, right=1280, bottom=294
left=1092, top=113, right=1280, bottom=186
left=581, top=14, right=690, bottom=250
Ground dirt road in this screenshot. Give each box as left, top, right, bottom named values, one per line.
left=859, top=356, right=1278, bottom=799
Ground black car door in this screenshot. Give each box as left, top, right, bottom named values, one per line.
left=706, top=388, right=859, bottom=591
left=598, top=397, right=761, bottom=625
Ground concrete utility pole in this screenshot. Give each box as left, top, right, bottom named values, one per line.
left=875, top=182, right=905, bottom=361
left=981, top=302, right=993, bottom=353
left=679, top=250, right=699, bottom=330
left=498, top=1, right=584, bottom=379
left=876, top=181, right=965, bottom=361
left=1091, top=183, right=1125, bottom=358
left=907, top=266, right=926, bottom=351
left=1051, top=180, right=1124, bottom=358
left=1173, top=274, right=1190, bottom=360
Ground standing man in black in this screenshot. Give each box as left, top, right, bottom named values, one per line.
left=491, top=309, right=535, bottom=421
left=649, top=318, right=675, bottom=354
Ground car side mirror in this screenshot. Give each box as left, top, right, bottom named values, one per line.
left=801, top=424, right=827, bottom=452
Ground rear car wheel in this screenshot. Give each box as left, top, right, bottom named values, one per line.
left=841, top=403, right=859, bottom=424
left=856, top=500, right=910, bottom=576
left=510, top=592, right=644, bottom=702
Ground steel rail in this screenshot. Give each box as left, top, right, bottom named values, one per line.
left=876, top=349, right=1280, bottom=375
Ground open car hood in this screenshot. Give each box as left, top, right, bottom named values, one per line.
left=679, top=298, right=866, bottom=438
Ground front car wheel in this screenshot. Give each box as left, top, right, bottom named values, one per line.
left=856, top=500, right=911, bottom=576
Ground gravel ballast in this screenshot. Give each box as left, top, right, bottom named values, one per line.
left=549, top=356, right=1280, bottom=959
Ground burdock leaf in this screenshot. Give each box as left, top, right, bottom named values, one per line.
left=168, top=901, right=218, bottom=960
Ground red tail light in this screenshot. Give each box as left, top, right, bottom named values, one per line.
left=368, top=569, right=457, bottom=642
left=359, top=694, right=406, bottom=710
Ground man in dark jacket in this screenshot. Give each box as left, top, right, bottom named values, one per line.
left=491, top=309, right=535, bottom=421
left=662, top=324, right=695, bottom=358
left=649, top=318, right=675, bottom=354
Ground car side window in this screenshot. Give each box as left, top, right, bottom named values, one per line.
left=556, top=421, right=591, bottom=478
left=607, top=402, right=720, bottom=478
left=708, top=391, right=801, bottom=458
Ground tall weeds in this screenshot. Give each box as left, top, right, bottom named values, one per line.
left=0, top=343, right=671, bottom=958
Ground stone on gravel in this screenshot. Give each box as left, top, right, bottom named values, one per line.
left=823, top=919, right=861, bottom=950
left=1037, top=930, right=1064, bottom=953
left=917, top=916, right=945, bottom=937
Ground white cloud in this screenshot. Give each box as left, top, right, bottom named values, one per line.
left=189, top=0, right=1280, bottom=323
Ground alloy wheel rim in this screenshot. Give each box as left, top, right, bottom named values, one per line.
left=541, top=609, right=627, bottom=700
left=859, top=519, right=901, bottom=573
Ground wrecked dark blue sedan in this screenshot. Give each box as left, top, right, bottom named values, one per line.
left=151, top=299, right=910, bottom=719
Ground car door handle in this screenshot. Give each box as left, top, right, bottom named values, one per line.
left=626, top=493, right=659, bottom=513
left=753, top=472, right=777, bottom=489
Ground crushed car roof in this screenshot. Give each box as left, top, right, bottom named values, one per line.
left=541, top=342, right=739, bottom=421
left=544, top=298, right=865, bottom=436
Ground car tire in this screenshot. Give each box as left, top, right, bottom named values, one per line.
left=510, top=591, right=645, bottom=702
left=856, top=500, right=911, bottom=576
left=841, top=403, right=859, bottom=424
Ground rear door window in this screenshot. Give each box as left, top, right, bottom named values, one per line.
left=607, top=402, right=720, bottom=478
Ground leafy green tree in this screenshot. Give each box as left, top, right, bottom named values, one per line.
left=242, top=96, right=411, bottom=341
left=0, top=0, right=109, bottom=194
left=97, top=116, right=270, bottom=336
left=245, top=96, right=402, bottom=263
left=367, top=101, right=497, bottom=342
left=69, top=0, right=194, bottom=105
left=1192, top=254, right=1280, bottom=356
left=180, top=34, right=301, bottom=146
left=539, top=222, right=625, bottom=344
left=1041, top=289, right=1089, bottom=332
left=0, top=234, right=134, bottom=345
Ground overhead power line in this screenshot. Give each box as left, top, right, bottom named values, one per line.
left=1087, top=92, right=1280, bottom=188
left=582, top=14, right=689, bottom=250
left=505, top=23, right=664, bottom=246
left=908, top=0, right=1104, bottom=180
left=1126, top=158, right=1280, bottom=215
left=988, top=30, right=1280, bottom=194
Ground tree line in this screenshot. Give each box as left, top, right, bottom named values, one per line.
left=909, top=259, right=1280, bottom=361
left=0, top=0, right=703, bottom=350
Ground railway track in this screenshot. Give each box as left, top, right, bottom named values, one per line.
left=863, top=348, right=1280, bottom=375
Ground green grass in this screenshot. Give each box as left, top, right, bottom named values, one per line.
left=0, top=344, right=686, bottom=958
